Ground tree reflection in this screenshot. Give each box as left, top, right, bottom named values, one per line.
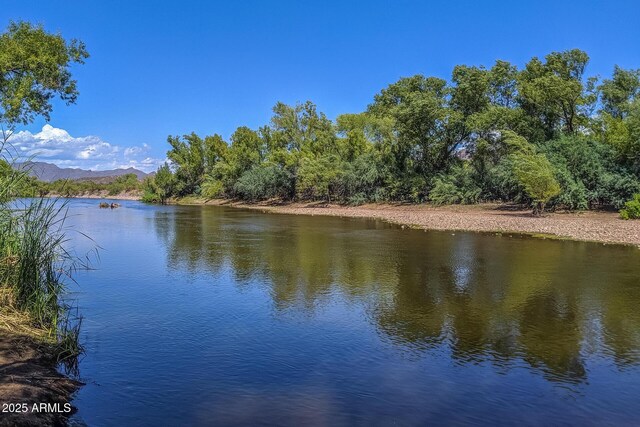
left=154, top=206, right=640, bottom=384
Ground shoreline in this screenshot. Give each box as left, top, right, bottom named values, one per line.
left=177, top=198, right=640, bottom=247
left=45, top=190, right=141, bottom=201
left=0, top=320, right=81, bottom=426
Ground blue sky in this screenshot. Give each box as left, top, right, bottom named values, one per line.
left=4, top=0, right=640, bottom=171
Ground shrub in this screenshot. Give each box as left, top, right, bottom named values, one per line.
left=297, top=155, right=346, bottom=201
left=480, top=158, right=524, bottom=202
left=200, top=177, right=224, bottom=199
left=430, top=164, right=482, bottom=205
left=348, top=193, right=368, bottom=206
left=503, top=131, right=561, bottom=214
left=620, top=194, right=640, bottom=219
left=341, top=152, right=387, bottom=202
left=542, top=136, right=640, bottom=209
left=234, top=165, right=293, bottom=201
left=141, top=190, right=160, bottom=204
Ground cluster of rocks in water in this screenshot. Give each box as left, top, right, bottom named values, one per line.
left=99, top=202, right=120, bottom=209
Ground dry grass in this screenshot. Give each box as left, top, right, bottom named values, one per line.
left=0, top=287, right=50, bottom=343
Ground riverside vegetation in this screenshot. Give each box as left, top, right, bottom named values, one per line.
left=0, top=20, right=89, bottom=423
left=140, top=49, right=640, bottom=218
left=9, top=171, right=143, bottom=199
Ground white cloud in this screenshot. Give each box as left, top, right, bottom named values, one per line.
left=8, top=125, right=164, bottom=172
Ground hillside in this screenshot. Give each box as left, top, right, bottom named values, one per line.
left=15, top=161, right=148, bottom=182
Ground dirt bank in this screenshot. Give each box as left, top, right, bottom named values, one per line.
left=0, top=312, right=81, bottom=426
left=180, top=199, right=640, bottom=247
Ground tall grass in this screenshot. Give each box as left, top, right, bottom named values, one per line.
left=0, top=159, right=86, bottom=368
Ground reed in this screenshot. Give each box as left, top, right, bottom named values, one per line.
left=0, top=162, right=85, bottom=365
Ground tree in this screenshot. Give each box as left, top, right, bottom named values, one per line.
left=166, top=132, right=225, bottom=196
left=297, top=154, right=346, bottom=202
left=269, top=101, right=336, bottom=158
left=368, top=75, right=468, bottom=194
left=600, top=66, right=640, bottom=119
left=519, top=49, right=593, bottom=137
left=503, top=131, right=560, bottom=215
left=203, top=134, right=228, bottom=174
left=213, top=126, right=264, bottom=193
left=153, top=163, right=176, bottom=204
left=0, top=21, right=88, bottom=146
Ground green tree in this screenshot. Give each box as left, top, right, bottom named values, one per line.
left=368, top=75, right=467, bottom=197
left=0, top=21, right=88, bottom=145
left=154, top=163, right=176, bottom=204
left=503, top=131, right=560, bottom=215
left=519, top=49, right=594, bottom=138
left=167, top=133, right=225, bottom=196
left=213, top=126, right=264, bottom=194
left=268, top=101, right=336, bottom=159
left=600, top=66, right=640, bottom=119
left=297, top=154, right=347, bottom=202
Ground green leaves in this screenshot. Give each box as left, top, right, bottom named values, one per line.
left=147, top=48, right=639, bottom=211
left=0, top=21, right=88, bottom=127
left=600, top=66, right=640, bottom=119
left=503, top=131, right=560, bottom=213
left=620, top=194, right=640, bottom=219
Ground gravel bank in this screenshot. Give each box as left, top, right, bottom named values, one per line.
left=191, top=200, right=640, bottom=247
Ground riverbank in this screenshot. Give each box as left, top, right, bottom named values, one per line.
left=177, top=198, right=640, bottom=247
left=0, top=304, right=81, bottom=426
left=46, top=190, right=141, bottom=200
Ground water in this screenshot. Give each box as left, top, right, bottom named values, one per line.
left=62, top=198, right=640, bottom=426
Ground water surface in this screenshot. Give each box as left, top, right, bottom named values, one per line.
left=64, top=199, right=640, bottom=425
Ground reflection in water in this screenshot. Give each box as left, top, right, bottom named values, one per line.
left=154, top=206, right=640, bottom=386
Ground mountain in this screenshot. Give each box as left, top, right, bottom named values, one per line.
left=15, top=162, right=148, bottom=182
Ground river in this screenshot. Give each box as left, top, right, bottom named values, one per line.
left=63, top=198, right=640, bottom=425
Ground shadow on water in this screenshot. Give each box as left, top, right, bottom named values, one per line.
left=154, top=205, right=640, bottom=386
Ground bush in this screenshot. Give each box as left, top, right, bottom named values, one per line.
left=620, top=194, right=640, bottom=219
left=200, top=177, right=224, bottom=199
left=341, top=152, right=387, bottom=202
left=297, top=155, right=346, bottom=201
left=141, top=190, right=160, bottom=204
left=234, top=165, right=293, bottom=201
left=430, top=164, right=482, bottom=205
left=348, top=193, right=368, bottom=206
left=542, top=136, right=640, bottom=209
left=479, top=158, right=525, bottom=202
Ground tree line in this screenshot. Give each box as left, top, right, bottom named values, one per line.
left=8, top=171, right=142, bottom=198
left=145, top=50, right=637, bottom=216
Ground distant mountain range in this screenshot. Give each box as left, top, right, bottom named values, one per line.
left=15, top=161, right=148, bottom=182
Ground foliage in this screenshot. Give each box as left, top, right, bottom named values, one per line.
left=297, top=155, right=347, bottom=201
left=503, top=131, right=561, bottom=214
left=200, top=176, right=224, bottom=199
left=620, top=194, right=640, bottom=220
left=233, top=164, right=292, bottom=201
left=430, top=163, right=482, bottom=205
left=107, top=173, right=139, bottom=195
left=541, top=136, right=640, bottom=209
left=140, top=49, right=640, bottom=217
left=0, top=20, right=88, bottom=363
left=0, top=21, right=88, bottom=132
